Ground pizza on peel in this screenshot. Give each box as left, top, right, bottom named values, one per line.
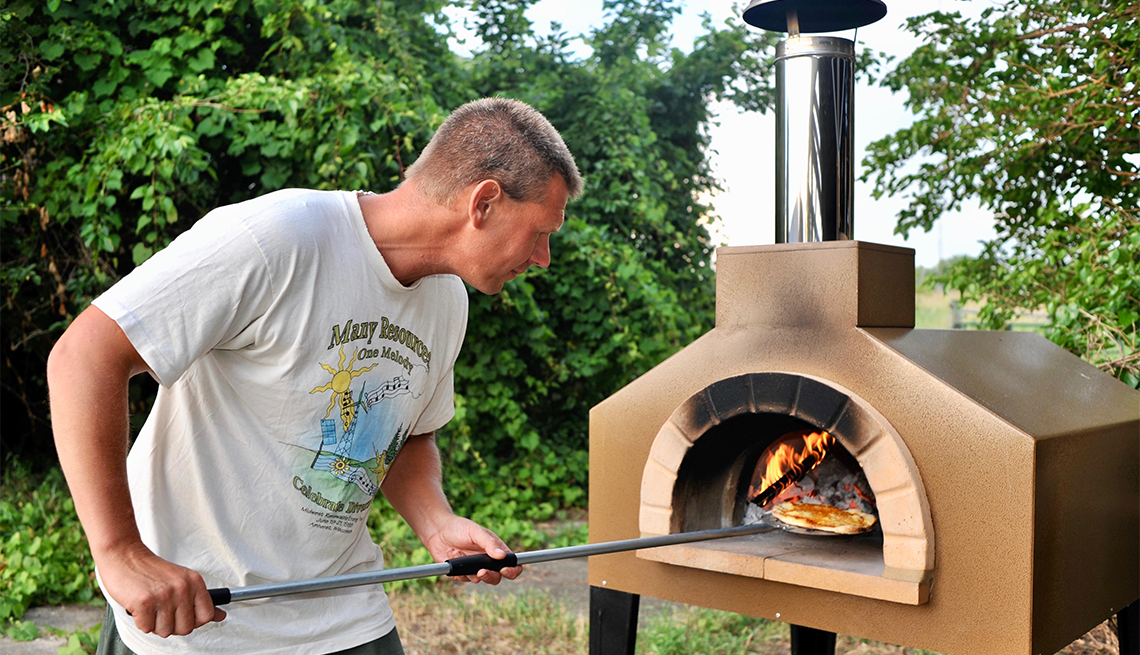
left=771, top=501, right=877, bottom=534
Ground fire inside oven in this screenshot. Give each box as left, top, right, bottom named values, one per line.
left=637, top=372, right=933, bottom=606
left=674, top=418, right=877, bottom=535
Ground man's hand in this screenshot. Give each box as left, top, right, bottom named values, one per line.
left=421, top=514, right=522, bottom=585
left=379, top=432, right=522, bottom=585
left=98, top=542, right=226, bottom=637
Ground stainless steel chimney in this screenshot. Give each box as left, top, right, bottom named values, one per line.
left=775, top=36, right=854, bottom=243
left=742, top=0, right=887, bottom=244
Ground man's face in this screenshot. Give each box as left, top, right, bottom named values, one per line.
left=469, top=176, right=569, bottom=294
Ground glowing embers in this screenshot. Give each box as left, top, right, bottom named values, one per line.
left=745, top=428, right=877, bottom=519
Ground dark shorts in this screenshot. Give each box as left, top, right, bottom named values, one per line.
left=95, top=604, right=405, bottom=655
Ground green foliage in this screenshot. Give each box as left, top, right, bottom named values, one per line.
left=862, top=0, right=1139, bottom=387
left=915, top=256, right=968, bottom=290
left=0, top=465, right=101, bottom=626
left=438, top=1, right=779, bottom=518
left=3, top=0, right=778, bottom=531
left=2, top=3, right=782, bottom=608
left=3, top=619, right=40, bottom=641
left=2, top=0, right=458, bottom=460
left=57, top=623, right=102, bottom=655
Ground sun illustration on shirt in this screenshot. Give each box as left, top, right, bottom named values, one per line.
left=330, top=457, right=352, bottom=476
left=310, top=345, right=377, bottom=432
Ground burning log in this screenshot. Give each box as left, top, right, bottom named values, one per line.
left=749, top=430, right=836, bottom=508
left=751, top=448, right=827, bottom=507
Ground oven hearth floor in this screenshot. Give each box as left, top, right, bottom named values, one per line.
left=637, top=529, right=929, bottom=605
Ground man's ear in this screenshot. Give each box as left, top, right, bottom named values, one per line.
left=467, top=179, right=503, bottom=229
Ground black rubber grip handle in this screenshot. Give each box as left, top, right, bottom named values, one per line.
left=446, top=552, right=518, bottom=577
left=209, top=587, right=231, bottom=607
left=126, top=587, right=231, bottom=615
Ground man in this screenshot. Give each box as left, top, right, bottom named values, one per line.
left=48, top=97, right=583, bottom=654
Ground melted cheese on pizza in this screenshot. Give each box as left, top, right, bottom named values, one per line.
left=772, top=501, right=877, bottom=534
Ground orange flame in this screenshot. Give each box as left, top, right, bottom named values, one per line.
left=749, top=430, right=835, bottom=501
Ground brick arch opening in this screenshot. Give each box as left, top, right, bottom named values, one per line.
left=639, top=372, right=934, bottom=576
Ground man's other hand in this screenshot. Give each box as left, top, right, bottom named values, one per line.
left=99, top=542, right=226, bottom=637
left=422, top=514, right=522, bottom=585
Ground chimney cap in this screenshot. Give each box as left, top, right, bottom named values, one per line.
left=743, top=0, right=887, bottom=33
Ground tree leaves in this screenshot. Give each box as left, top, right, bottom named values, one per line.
left=442, top=1, right=782, bottom=513
left=1, top=1, right=777, bottom=525
left=1, top=0, right=450, bottom=461
left=862, top=0, right=1139, bottom=387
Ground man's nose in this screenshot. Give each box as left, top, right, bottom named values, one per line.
left=530, top=235, right=551, bottom=269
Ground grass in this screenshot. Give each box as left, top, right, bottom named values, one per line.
left=915, top=287, right=1050, bottom=332
left=1, top=583, right=1123, bottom=655
left=915, top=288, right=963, bottom=329
left=637, top=605, right=785, bottom=654
left=391, top=588, right=585, bottom=655
left=388, top=586, right=1119, bottom=655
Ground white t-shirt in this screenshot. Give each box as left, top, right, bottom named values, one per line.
left=92, top=189, right=468, bottom=655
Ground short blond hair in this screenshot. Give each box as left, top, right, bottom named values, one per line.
left=405, top=98, right=583, bottom=205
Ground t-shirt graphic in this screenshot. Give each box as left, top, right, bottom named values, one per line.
left=292, top=320, right=432, bottom=521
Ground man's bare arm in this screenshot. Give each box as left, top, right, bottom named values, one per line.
left=48, top=306, right=224, bottom=638
left=380, top=432, right=521, bottom=584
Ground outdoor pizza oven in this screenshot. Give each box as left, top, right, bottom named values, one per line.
left=585, top=1, right=1140, bottom=654
left=587, top=242, right=1139, bottom=654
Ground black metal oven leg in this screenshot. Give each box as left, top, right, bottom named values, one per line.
left=1120, top=600, right=1139, bottom=655
left=790, top=624, right=836, bottom=655
left=589, top=586, right=640, bottom=655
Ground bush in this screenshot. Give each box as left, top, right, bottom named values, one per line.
left=0, top=463, right=102, bottom=626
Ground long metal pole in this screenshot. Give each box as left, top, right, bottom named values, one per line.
left=209, top=523, right=774, bottom=606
